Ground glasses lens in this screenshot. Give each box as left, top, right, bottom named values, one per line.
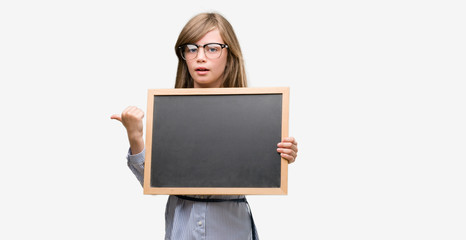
left=205, top=44, right=222, bottom=59
left=181, top=44, right=198, bottom=60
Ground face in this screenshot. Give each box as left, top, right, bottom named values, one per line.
left=185, top=29, right=228, bottom=88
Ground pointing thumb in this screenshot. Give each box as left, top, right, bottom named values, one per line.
left=110, top=114, right=122, bottom=122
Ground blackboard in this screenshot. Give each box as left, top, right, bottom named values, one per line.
left=143, top=87, right=289, bottom=195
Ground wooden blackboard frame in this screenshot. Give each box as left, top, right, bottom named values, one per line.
left=143, top=87, right=289, bottom=195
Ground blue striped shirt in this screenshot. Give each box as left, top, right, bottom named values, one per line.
left=127, top=149, right=256, bottom=240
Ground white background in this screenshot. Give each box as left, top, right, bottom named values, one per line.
left=1, top=0, right=465, bottom=239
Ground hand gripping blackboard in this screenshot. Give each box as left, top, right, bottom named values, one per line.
left=143, top=87, right=289, bottom=195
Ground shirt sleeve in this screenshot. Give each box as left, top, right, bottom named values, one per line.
left=126, top=148, right=145, bottom=187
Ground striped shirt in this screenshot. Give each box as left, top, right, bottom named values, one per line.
left=127, top=149, right=257, bottom=240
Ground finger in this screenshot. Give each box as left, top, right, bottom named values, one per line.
left=278, top=137, right=297, bottom=147
left=277, top=147, right=297, bottom=161
left=126, top=106, right=138, bottom=114
left=277, top=147, right=296, bottom=156
left=122, top=105, right=134, bottom=114
left=125, top=106, right=145, bottom=119
left=283, top=137, right=297, bottom=145
left=280, top=153, right=295, bottom=164
left=135, top=109, right=145, bottom=119
left=277, top=142, right=293, bottom=148
left=110, top=114, right=122, bottom=122
left=122, top=106, right=135, bottom=117
left=277, top=141, right=298, bottom=153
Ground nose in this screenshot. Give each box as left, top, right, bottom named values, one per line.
left=196, top=46, right=207, bottom=62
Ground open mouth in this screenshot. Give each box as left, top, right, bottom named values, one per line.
left=196, top=67, right=209, bottom=72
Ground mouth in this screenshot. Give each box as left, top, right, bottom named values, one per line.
left=195, top=67, right=209, bottom=72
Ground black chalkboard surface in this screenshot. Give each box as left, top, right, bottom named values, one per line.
left=143, top=87, right=289, bottom=195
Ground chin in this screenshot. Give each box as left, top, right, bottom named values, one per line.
left=194, top=79, right=220, bottom=88
left=194, top=83, right=213, bottom=88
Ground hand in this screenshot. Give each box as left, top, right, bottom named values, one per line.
left=277, top=137, right=298, bottom=164
left=111, top=106, right=145, bottom=154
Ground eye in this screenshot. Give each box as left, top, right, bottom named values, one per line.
left=206, top=44, right=221, bottom=53
left=185, top=45, right=198, bottom=53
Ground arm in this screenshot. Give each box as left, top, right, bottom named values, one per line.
left=111, top=106, right=146, bottom=185
left=127, top=148, right=145, bottom=186
left=111, top=106, right=145, bottom=154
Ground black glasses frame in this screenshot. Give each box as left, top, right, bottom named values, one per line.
left=178, top=43, right=229, bottom=60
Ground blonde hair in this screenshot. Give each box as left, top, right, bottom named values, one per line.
left=174, top=12, right=247, bottom=88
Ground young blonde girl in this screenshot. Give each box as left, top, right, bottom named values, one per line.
left=111, top=12, right=298, bottom=240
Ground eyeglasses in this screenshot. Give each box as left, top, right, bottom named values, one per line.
left=178, top=43, right=228, bottom=60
